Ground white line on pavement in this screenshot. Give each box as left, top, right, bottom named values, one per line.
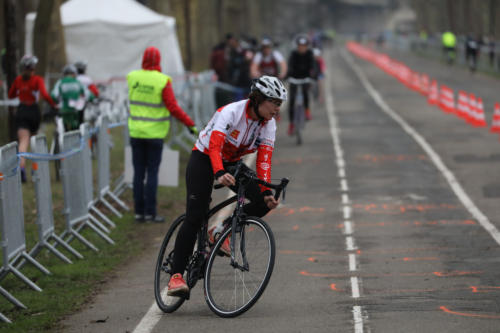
left=342, top=49, right=500, bottom=247
left=342, top=193, right=350, bottom=205
left=325, top=54, right=366, bottom=332
left=343, top=206, right=352, bottom=219
left=340, top=179, right=349, bottom=191
left=346, top=236, right=357, bottom=251
left=338, top=167, right=346, bottom=178
left=344, top=221, right=353, bottom=235
left=353, top=306, right=364, bottom=333
left=350, top=276, right=360, bottom=298
left=349, top=253, right=357, bottom=271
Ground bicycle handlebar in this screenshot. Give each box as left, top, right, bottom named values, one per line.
left=213, top=161, right=289, bottom=200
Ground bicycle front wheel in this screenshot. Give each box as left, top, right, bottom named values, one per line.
left=154, top=215, right=186, bottom=313
left=204, top=217, right=275, bottom=317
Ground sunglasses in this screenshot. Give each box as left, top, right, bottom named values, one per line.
left=267, top=99, right=282, bottom=107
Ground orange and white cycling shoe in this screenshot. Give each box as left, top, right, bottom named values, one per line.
left=167, top=273, right=189, bottom=297
left=208, top=225, right=231, bottom=257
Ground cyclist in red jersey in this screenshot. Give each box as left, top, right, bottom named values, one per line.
left=250, top=38, right=287, bottom=80
left=167, top=76, right=288, bottom=297
left=8, top=55, right=57, bottom=182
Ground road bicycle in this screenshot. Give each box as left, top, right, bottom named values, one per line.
left=154, top=161, right=289, bottom=317
left=288, top=77, right=312, bottom=145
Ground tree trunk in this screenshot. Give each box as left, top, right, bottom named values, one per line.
left=33, top=0, right=56, bottom=77
left=3, top=0, right=18, bottom=142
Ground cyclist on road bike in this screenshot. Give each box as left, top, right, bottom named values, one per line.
left=250, top=38, right=287, bottom=80
left=51, top=64, right=91, bottom=131
left=8, top=54, right=58, bottom=182
left=168, top=75, right=287, bottom=297
left=74, top=60, right=100, bottom=124
left=287, top=34, right=316, bottom=135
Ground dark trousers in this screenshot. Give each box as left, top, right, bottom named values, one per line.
left=130, top=137, right=163, bottom=216
left=288, top=83, right=310, bottom=122
left=171, top=150, right=270, bottom=274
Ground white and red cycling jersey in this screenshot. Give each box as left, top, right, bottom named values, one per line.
left=194, top=99, right=275, bottom=192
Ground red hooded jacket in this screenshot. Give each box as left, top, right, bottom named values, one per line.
left=141, top=46, right=194, bottom=127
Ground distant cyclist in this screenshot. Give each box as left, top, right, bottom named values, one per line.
left=167, top=76, right=287, bottom=297
left=8, top=54, right=58, bottom=182
left=74, top=60, right=99, bottom=124
left=250, top=38, right=287, bottom=80
left=286, top=35, right=316, bottom=135
left=51, top=64, right=89, bottom=131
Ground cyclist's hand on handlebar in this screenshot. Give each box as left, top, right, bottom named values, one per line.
left=217, top=172, right=236, bottom=187
left=264, top=195, right=279, bottom=210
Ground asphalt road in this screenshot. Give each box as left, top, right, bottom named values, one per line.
left=60, top=46, right=500, bottom=333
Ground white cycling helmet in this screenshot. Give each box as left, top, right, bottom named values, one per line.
left=20, top=54, right=38, bottom=70
left=251, top=75, right=287, bottom=101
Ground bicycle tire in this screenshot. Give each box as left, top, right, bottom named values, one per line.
left=293, top=103, right=305, bottom=145
left=154, top=214, right=186, bottom=313
left=204, top=216, right=275, bottom=317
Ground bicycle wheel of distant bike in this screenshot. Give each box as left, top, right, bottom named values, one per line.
left=204, top=217, right=276, bottom=317
left=294, top=105, right=306, bottom=145
left=154, top=215, right=186, bottom=313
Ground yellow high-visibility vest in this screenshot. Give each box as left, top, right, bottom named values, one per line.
left=127, top=69, right=171, bottom=139
left=442, top=32, right=456, bottom=48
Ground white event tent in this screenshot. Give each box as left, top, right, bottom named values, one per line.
left=25, top=0, right=185, bottom=81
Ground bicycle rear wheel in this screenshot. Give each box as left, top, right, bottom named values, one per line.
left=294, top=105, right=305, bottom=145
left=154, top=215, right=186, bottom=313
left=204, top=217, right=275, bottom=317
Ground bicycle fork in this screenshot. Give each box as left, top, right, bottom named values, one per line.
left=229, top=183, right=249, bottom=272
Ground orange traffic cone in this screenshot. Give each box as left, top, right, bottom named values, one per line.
left=473, top=97, right=488, bottom=127
left=456, top=91, right=470, bottom=121
left=427, top=80, right=438, bottom=105
left=411, top=72, right=421, bottom=92
left=439, top=85, right=455, bottom=113
left=467, top=93, right=478, bottom=125
left=490, top=102, right=500, bottom=133
left=420, top=74, right=429, bottom=96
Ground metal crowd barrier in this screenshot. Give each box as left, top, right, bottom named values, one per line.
left=59, top=130, right=114, bottom=251
left=80, top=124, right=116, bottom=230
left=0, top=142, right=51, bottom=294
left=27, top=135, right=83, bottom=264
left=95, top=116, right=128, bottom=217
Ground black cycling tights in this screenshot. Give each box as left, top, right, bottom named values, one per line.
left=288, top=83, right=310, bottom=122
left=171, top=150, right=270, bottom=275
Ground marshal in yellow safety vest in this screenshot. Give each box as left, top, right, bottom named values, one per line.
left=127, top=69, right=172, bottom=139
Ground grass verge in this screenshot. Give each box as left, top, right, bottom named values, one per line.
left=0, top=123, right=189, bottom=332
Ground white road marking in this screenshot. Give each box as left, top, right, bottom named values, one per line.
left=338, top=167, right=346, bottom=178
left=344, top=221, right=353, bottom=235
left=343, top=206, right=352, bottom=219
left=353, top=306, right=364, bottom=333
left=342, top=193, right=350, bottom=205
left=349, top=253, right=357, bottom=271
left=325, top=52, right=366, bottom=332
left=346, top=236, right=357, bottom=251
left=340, top=179, right=349, bottom=191
left=342, top=49, right=500, bottom=247
left=350, top=276, right=360, bottom=298
left=133, top=155, right=257, bottom=333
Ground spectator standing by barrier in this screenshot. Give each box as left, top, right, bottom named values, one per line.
left=127, top=46, right=197, bottom=223
left=8, top=55, right=57, bottom=182
left=51, top=65, right=88, bottom=131
left=465, top=34, right=480, bottom=73
left=226, top=35, right=252, bottom=99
